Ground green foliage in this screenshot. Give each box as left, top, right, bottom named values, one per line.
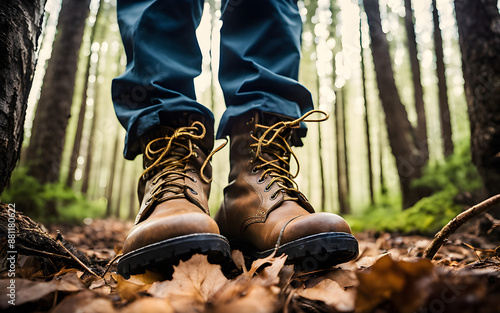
left=347, top=142, right=482, bottom=234
left=0, top=167, right=105, bottom=224
left=411, top=142, right=482, bottom=192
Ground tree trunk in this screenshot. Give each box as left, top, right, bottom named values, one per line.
left=66, top=1, right=103, bottom=188
left=359, top=9, right=375, bottom=205
left=106, top=129, right=121, bottom=217
left=336, top=88, right=350, bottom=214
left=379, top=110, right=388, bottom=195
left=433, top=0, right=454, bottom=157
left=363, top=0, right=427, bottom=209
left=26, top=0, right=91, bottom=184
left=455, top=0, right=500, bottom=216
left=128, top=164, right=138, bottom=220
left=341, top=84, right=350, bottom=196
left=404, top=0, right=428, bottom=160
left=115, top=157, right=127, bottom=218
left=208, top=0, right=216, bottom=112
left=313, top=42, right=326, bottom=212
left=80, top=95, right=98, bottom=195
left=0, top=0, right=47, bottom=193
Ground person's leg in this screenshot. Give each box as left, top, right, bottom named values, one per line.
left=216, top=0, right=313, bottom=144
left=215, top=0, right=358, bottom=271
left=112, top=0, right=213, bottom=160
left=113, top=0, right=229, bottom=278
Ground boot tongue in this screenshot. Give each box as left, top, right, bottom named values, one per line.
left=254, top=123, right=293, bottom=170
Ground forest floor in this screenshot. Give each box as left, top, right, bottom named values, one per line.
left=1, top=207, right=500, bottom=313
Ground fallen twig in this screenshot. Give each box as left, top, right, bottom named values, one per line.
left=57, top=240, right=100, bottom=278
left=101, top=253, right=122, bottom=278
left=17, top=244, right=72, bottom=260
left=423, top=194, right=500, bottom=260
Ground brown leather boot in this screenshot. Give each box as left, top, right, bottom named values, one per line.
left=118, top=115, right=230, bottom=278
left=215, top=110, right=358, bottom=271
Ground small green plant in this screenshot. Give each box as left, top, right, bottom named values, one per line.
left=0, top=167, right=105, bottom=224
left=347, top=142, right=482, bottom=234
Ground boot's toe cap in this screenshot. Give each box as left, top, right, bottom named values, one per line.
left=122, top=212, right=220, bottom=254
left=280, top=212, right=352, bottom=245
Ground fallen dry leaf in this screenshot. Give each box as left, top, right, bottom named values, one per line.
left=296, top=268, right=357, bottom=312
left=0, top=271, right=85, bottom=309
left=207, top=254, right=287, bottom=313
left=116, top=271, right=159, bottom=301
left=51, top=290, right=116, bottom=313
left=147, top=254, right=229, bottom=312
left=148, top=254, right=228, bottom=300
left=119, top=297, right=174, bottom=313
left=355, top=254, right=435, bottom=313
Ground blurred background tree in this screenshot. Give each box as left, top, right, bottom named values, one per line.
left=1, top=0, right=498, bottom=228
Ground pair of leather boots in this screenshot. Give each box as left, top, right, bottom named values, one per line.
left=117, top=110, right=358, bottom=278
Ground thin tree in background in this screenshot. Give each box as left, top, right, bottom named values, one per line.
left=80, top=85, right=99, bottom=194
left=0, top=0, right=47, bottom=193
left=378, top=111, right=388, bottom=195
left=455, top=0, right=500, bottom=217
left=114, top=156, right=127, bottom=218
left=208, top=0, right=217, bottom=112
left=26, top=0, right=91, bottom=184
left=432, top=0, right=454, bottom=157
left=363, top=0, right=428, bottom=209
left=81, top=18, right=111, bottom=195
left=341, top=84, right=350, bottom=196
left=106, top=128, right=121, bottom=217
left=66, top=1, right=103, bottom=188
left=359, top=7, right=375, bottom=205
left=404, top=0, right=428, bottom=160
left=328, top=0, right=350, bottom=214
left=311, top=14, right=327, bottom=212
left=128, top=164, right=138, bottom=220
left=335, top=87, right=350, bottom=214
left=315, top=58, right=327, bottom=211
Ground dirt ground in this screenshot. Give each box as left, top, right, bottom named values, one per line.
left=1, top=211, right=499, bottom=313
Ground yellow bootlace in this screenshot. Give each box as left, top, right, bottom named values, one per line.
left=140, top=122, right=226, bottom=204
left=250, top=110, right=329, bottom=200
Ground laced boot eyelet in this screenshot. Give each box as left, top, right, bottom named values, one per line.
left=190, top=176, right=197, bottom=183
left=264, top=184, right=271, bottom=192
left=251, top=166, right=259, bottom=174
left=188, top=187, right=198, bottom=195
left=257, top=176, right=266, bottom=184
left=270, top=192, right=278, bottom=200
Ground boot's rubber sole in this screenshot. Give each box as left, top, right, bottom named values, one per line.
left=117, top=233, right=231, bottom=279
left=231, top=232, right=359, bottom=272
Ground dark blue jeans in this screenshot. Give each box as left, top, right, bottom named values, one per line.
left=112, top=0, right=313, bottom=159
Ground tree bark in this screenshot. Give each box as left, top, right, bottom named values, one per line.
left=115, top=156, right=127, bottom=218
left=66, top=1, right=103, bottom=188
left=432, top=0, right=454, bottom=157
left=81, top=98, right=98, bottom=195
left=26, top=0, right=91, bottom=184
left=313, top=42, right=326, bottom=212
left=105, top=129, right=121, bottom=217
left=336, top=88, right=350, bottom=214
left=128, top=164, right=138, bottom=220
left=359, top=9, right=375, bottom=205
left=0, top=0, right=47, bottom=193
left=404, top=0, right=428, bottom=160
left=363, top=0, right=427, bottom=208
left=455, top=0, right=500, bottom=216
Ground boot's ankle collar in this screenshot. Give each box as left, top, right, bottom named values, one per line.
left=228, top=110, right=306, bottom=147
left=140, top=113, right=214, bottom=156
